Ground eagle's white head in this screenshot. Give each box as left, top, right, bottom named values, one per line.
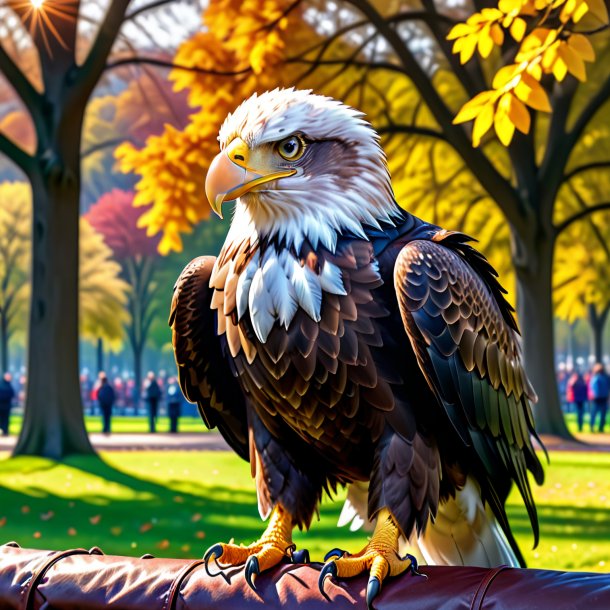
left=205, top=88, right=401, bottom=252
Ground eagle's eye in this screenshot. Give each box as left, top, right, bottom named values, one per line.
left=277, top=135, right=305, bottom=161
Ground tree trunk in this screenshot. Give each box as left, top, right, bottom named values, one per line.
left=96, top=337, right=104, bottom=374
left=13, top=166, right=94, bottom=458
left=133, top=344, right=143, bottom=411
left=588, top=304, right=608, bottom=365
left=513, top=229, right=572, bottom=438
left=1, top=311, right=8, bottom=374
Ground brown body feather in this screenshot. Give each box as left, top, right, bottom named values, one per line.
left=170, top=218, right=544, bottom=557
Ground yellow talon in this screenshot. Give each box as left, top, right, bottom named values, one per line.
left=204, top=504, right=299, bottom=590
left=319, top=508, right=420, bottom=609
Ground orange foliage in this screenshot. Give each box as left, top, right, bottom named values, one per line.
left=116, top=0, right=304, bottom=255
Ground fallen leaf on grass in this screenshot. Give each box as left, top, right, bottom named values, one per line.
left=67, top=528, right=77, bottom=536
left=33, top=532, right=41, bottom=539
left=110, top=527, right=123, bottom=536
left=173, top=496, right=184, bottom=504
left=191, top=513, right=202, bottom=523
left=195, top=531, right=205, bottom=540
left=181, top=544, right=191, bottom=553
left=0, top=517, right=6, bottom=527
left=21, top=506, right=30, bottom=514
left=40, top=511, right=54, bottom=521
left=157, top=539, right=170, bottom=550
left=89, top=515, right=101, bottom=525
left=139, top=522, right=153, bottom=533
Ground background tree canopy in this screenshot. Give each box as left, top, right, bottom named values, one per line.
left=0, top=0, right=609, bottom=455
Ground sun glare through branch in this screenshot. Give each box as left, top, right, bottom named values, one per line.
left=9, top=0, right=77, bottom=55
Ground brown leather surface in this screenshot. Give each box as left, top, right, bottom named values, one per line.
left=1, top=544, right=609, bottom=609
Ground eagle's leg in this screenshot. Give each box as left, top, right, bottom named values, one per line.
left=319, top=508, right=420, bottom=609
left=204, top=503, right=297, bottom=589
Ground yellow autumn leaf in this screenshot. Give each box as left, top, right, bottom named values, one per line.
left=551, top=55, right=569, bottom=80
left=585, top=0, right=609, bottom=22
left=541, top=40, right=560, bottom=70
left=510, top=17, right=527, bottom=41
left=472, top=103, right=496, bottom=146
left=505, top=93, right=531, bottom=133
left=567, top=33, right=595, bottom=62
left=558, top=42, right=587, bottom=81
left=494, top=104, right=516, bottom=145
left=478, top=25, right=496, bottom=58
left=453, top=34, right=479, bottom=63
left=453, top=90, right=497, bottom=123
left=514, top=72, right=552, bottom=111
left=446, top=23, right=474, bottom=40
left=499, top=0, right=526, bottom=12
left=493, top=63, right=521, bottom=89
left=490, top=24, right=505, bottom=45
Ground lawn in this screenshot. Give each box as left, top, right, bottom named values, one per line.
left=0, top=449, right=608, bottom=572
left=3, top=410, right=606, bottom=437
left=5, top=415, right=209, bottom=435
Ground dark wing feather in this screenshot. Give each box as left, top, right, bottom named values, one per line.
left=394, top=238, right=544, bottom=550
left=169, top=256, right=248, bottom=460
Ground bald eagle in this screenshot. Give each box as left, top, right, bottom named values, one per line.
left=170, top=88, right=544, bottom=607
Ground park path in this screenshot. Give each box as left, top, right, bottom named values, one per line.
left=0, top=431, right=608, bottom=452
left=0, top=432, right=231, bottom=452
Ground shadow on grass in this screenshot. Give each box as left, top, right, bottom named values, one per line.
left=0, top=454, right=365, bottom=560
left=507, top=503, right=610, bottom=542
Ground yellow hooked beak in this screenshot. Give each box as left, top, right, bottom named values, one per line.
left=205, top=138, right=297, bottom=219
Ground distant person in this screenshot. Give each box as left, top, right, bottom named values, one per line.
left=566, top=370, right=588, bottom=432
left=589, top=363, right=610, bottom=433
left=97, top=373, right=116, bottom=435
left=144, top=371, right=161, bottom=433
left=166, top=377, right=183, bottom=433
left=0, top=373, right=15, bottom=436
left=557, top=364, right=568, bottom=413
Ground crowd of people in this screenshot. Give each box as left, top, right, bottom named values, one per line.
left=0, top=368, right=192, bottom=436
left=88, top=370, right=188, bottom=435
left=557, top=362, right=610, bottom=432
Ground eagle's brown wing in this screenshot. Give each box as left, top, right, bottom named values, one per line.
left=393, top=235, right=544, bottom=547
left=170, top=256, right=248, bottom=460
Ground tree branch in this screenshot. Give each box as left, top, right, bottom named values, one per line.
left=538, top=78, right=578, bottom=217
left=555, top=201, right=610, bottom=236
left=341, top=0, right=527, bottom=235
left=76, top=0, right=133, bottom=99
left=0, top=43, right=42, bottom=114
left=105, top=57, right=252, bottom=76
left=81, top=138, right=132, bottom=160
left=125, top=0, right=173, bottom=21
left=377, top=124, right=447, bottom=141
left=419, top=0, right=486, bottom=96
left=556, top=72, right=610, bottom=177
left=563, top=161, right=610, bottom=183
left=0, top=131, right=34, bottom=176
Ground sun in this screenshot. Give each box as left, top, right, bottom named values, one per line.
left=8, top=0, right=77, bottom=55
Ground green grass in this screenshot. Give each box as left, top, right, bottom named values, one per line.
left=5, top=415, right=209, bottom=436
left=0, top=449, right=607, bottom=572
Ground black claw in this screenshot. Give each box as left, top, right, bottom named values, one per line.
left=403, top=553, right=424, bottom=577
left=324, top=547, right=347, bottom=561
left=245, top=555, right=260, bottom=591
left=292, top=548, right=310, bottom=564
left=366, top=576, right=381, bottom=610
left=203, top=543, right=224, bottom=566
left=318, top=561, right=338, bottom=596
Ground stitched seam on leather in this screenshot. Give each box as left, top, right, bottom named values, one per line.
left=165, top=559, right=206, bottom=610
left=20, top=548, right=90, bottom=610
left=469, top=565, right=509, bottom=610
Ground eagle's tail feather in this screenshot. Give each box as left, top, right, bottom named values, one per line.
left=410, top=477, right=522, bottom=568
